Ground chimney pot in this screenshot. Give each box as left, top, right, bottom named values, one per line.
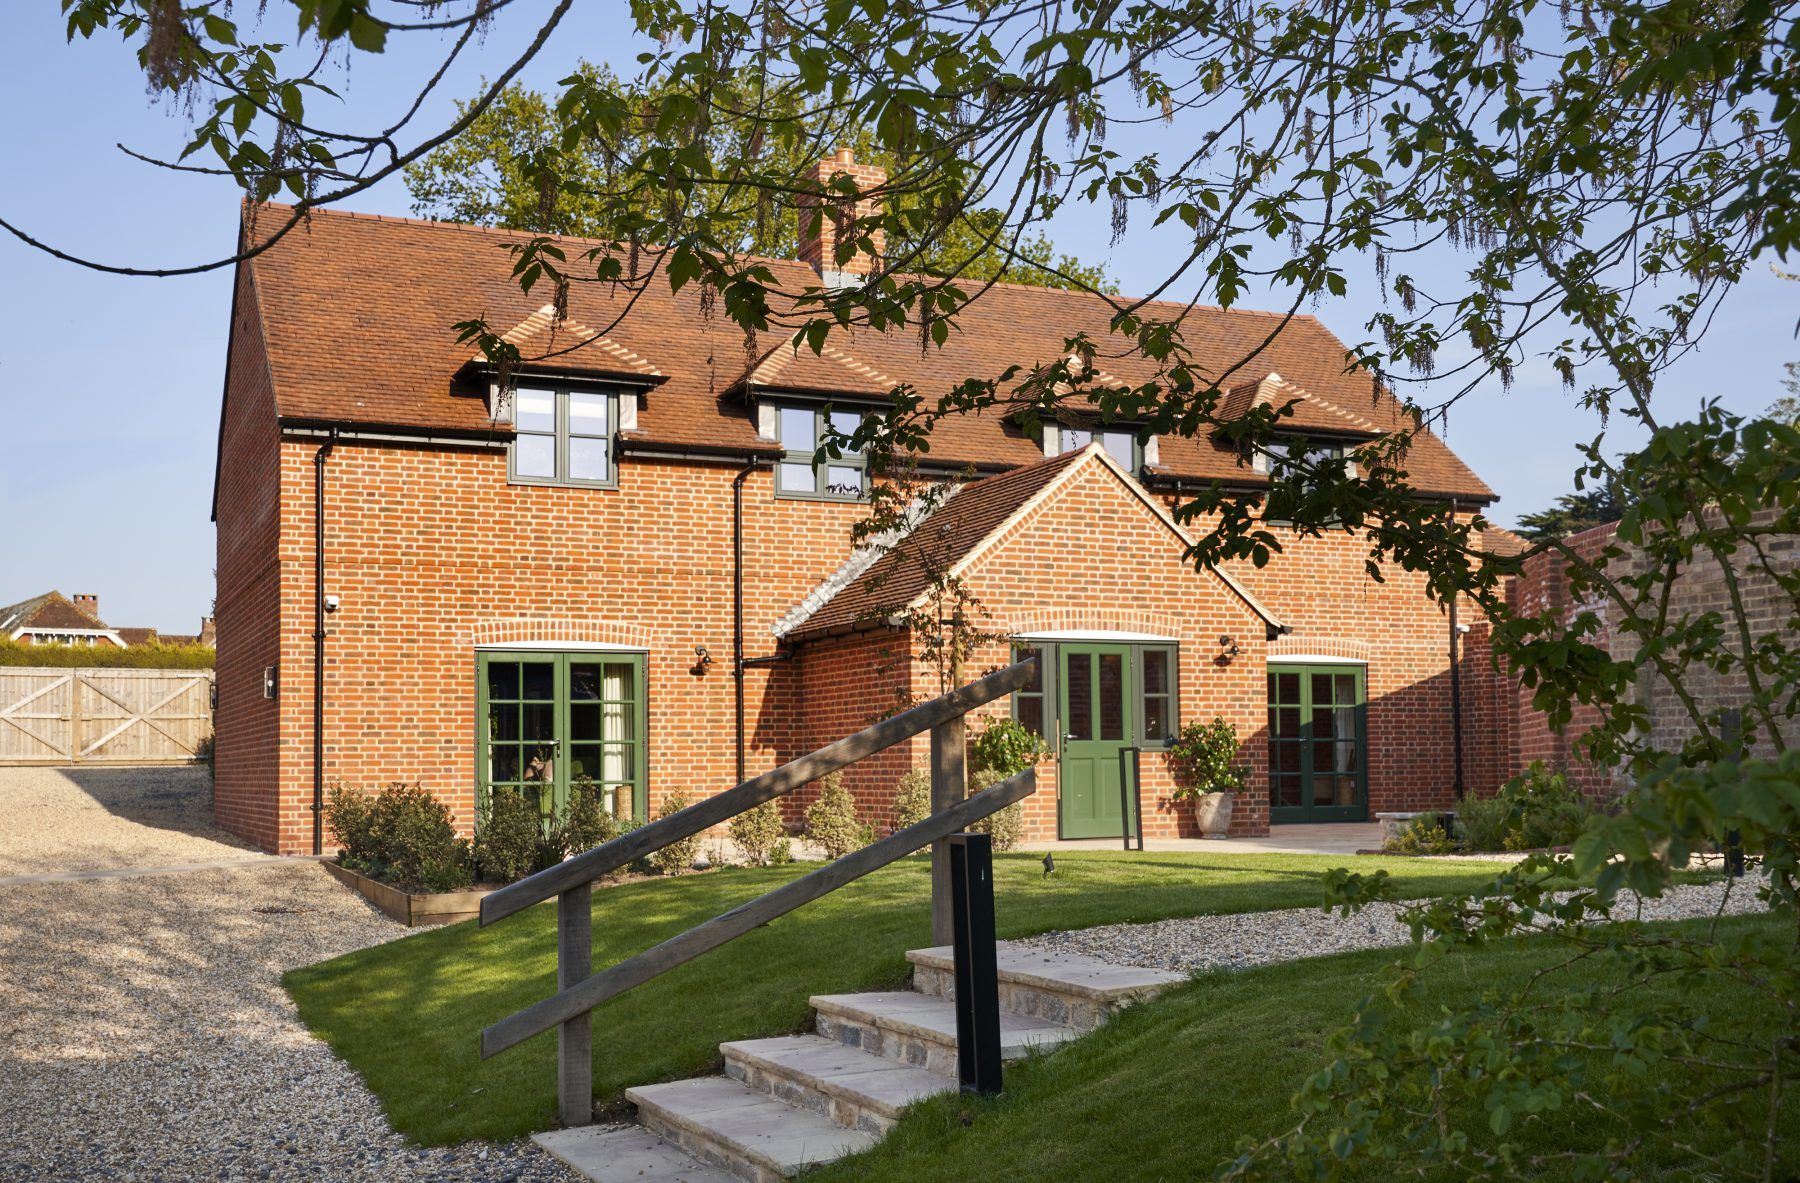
left=72, top=594, right=100, bottom=621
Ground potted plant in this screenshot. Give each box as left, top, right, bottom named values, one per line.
left=1169, top=717, right=1247, bottom=838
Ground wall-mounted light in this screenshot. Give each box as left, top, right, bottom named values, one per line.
left=691, top=646, right=713, bottom=676
left=1218, top=634, right=1241, bottom=659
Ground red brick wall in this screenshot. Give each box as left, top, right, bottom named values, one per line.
left=212, top=268, right=285, bottom=850
left=219, top=421, right=1507, bottom=850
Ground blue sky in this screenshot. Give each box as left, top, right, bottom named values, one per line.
left=1, top=1, right=1792, bottom=632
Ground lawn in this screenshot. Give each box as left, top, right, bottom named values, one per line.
left=807, top=911, right=1794, bottom=1182
left=285, top=850, right=1513, bottom=1145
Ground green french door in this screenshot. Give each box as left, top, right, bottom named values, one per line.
left=1268, top=664, right=1367, bottom=823
left=477, top=651, right=647, bottom=823
left=1057, top=644, right=1137, bottom=839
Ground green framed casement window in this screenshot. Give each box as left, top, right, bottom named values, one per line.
left=1009, top=640, right=1177, bottom=748
left=476, top=650, right=647, bottom=825
left=509, top=385, right=621, bottom=488
left=1267, top=663, right=1367, bottom=823
left=775, top=403, right=869, bottom=500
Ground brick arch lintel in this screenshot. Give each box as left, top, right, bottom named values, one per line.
left=463, top=618, right=661, bottom=650
left=1267, top=635, right=1370, bottom=662
left=999, top=609, right=1186, bottom=639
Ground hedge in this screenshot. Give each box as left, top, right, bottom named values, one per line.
left=0, top=640, right=215, bottom=669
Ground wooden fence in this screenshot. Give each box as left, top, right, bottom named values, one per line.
left=0, top=666, right=214, bottom=765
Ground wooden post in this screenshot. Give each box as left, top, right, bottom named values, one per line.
left=930, top=715, right=966, bottom=946
left=556, top=883, right=593, bottom=1126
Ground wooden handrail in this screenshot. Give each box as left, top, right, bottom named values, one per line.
left=479, top=766, right=1037, bottom=1059
left=479, top=657, right=1038, bottom=926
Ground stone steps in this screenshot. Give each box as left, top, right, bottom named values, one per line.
left=810, top=989, right=1081, bottom=1075
left=721, top=1033, right=956, bottom=1134
left=536, top=940, right=1183, bottom=1183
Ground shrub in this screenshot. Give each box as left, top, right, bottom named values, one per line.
left=1168, top=717, right=1247, bottom=800
left=729, top=798, right=787, bottom=866
left=474, top=787, right=546, bottom=884
left=805, top=773, right=870, bottom=859
left=969, top=717, right=1050, bottom=777
left=768, top=837, right=794, bottom=865
left=891, top=768, right=932, bottom=831
left=648, top=793, right=703, bottom=874
left=964, top=767, right=1024, bottom=851
left=328, top=781, right=472, bottom=892
left=1454, top=762, right=1596, bottom=852
left=0, top=639, right=215, bottom=669
left=1385, top=811, right=1455, bottom=855
left=557, top=776, right=620, bottom=856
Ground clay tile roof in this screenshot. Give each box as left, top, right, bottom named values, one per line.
left=117, top=627, right=161, bottom=646
left=0, top=591, right=108, bottom=633
left=236, top=203, right=1495, bottom=499
left=1479, top=525, right=1532, bottom=560
left=1220, top=372, right=1384, bottom=436
left=782, top=446, right=1280, bottom=638
left=480, top=304, right=664, bottom=377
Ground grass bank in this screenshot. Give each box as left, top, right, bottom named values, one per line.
left=286, top=850, right=1512, bottom=1144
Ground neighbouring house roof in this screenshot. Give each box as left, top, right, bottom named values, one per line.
left=117, top=627, right=161, bottom=646
left=779, top=445, right=1282, bottom=640
left=233, top=204, right=1495, bottom=499
left=1479, top=525, right=1533, bottom=560
left=0, top=591, right=127, bottom=645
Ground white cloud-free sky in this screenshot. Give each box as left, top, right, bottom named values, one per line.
left=1, top=1, right=1792, bottom=632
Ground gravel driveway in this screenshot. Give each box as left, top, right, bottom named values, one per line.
left=1020, top=878, right=1770, bottom=974
left=0, top=766, right=575, bottom=1183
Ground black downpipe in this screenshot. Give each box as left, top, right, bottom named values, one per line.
left=1448, top=595, right=1466, bottom=802
left=312, top=431, right=337, bottom=856
left=732, top=460, right=756, bottom=785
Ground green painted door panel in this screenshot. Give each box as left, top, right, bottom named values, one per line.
left=1058, top=645, right=1137, bottom=839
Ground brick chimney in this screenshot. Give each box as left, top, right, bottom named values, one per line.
left=71, top=594, right=100, bottom=622
left=797, top=147, right=887, bottom=283
left=199, top=616, right=217, bottom=646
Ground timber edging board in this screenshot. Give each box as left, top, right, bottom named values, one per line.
left=322, top=859, right=496, bottom=926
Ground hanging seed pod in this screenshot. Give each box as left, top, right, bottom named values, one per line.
left=552, top=276, right=570, bottom=323
left=143, top=0, right=188, bottom=94
left=1111, top=189, right=1129, bottom=244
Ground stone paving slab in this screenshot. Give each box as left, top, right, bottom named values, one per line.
left=722, top=1034, right=956, bottom=1117
left=533, top=1126, right=738, bottom=1183
left=809, top=989, right=1080, bottom=1055
left=627, top=1076, right=878, bottom=1177
left=907, top=941, right=1185, bottom=1000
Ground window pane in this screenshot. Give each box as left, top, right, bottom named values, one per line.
left=568, top=744, right=600, bottom=781
left=825, top=465, right=864, bottom=496
left=1142, top=649, right=1168, bottom=695
left=523, top=744, right=556, bottom=782
left=1017, top=697, right=1044, bottom=738
left=779, top=405, right=816, bottom=450
left=569, top=703, right=600, bottom=741
left=1276, top=706, right=1302, bottom=736
left=522, top=662, right=554, bottom=700
left=1101, top=430, right=1136, bottom=469
left=828, top=409, right=863, bottom=453
left=1337, top=673, right=1358, bottom=703
left=515, top=388, right=555, bottom=432
left=523, top=702, right=555, bottom=741
left=569, top=437, right=610, bottom=482
left=1098, top=653, right=1125, bottom=741
left=1312, top=672, right=1334, bottom=704
left=487, top=662, right=519, bottom=701
left=1066, top=654, right=1093, bottom=740
left=515, top=433, right=556, bottom=478
left=602, top=662, right=636, bottom=705
left=1017, top=646, right=1043, bottom=693
left=600, top=743, right=635, bottom=783
left=778, top=462, right=817, bottom=493
left=569, top=664, right=601, bottom=700
left=568, top=392, right=609, bottom=435
left=1144, top=695, right=1169, bottom=740
left=489, top=705, right=519, bottom=742
left=1272, top=773, right=1302, bottom=807
left=1060, top=427, right=1092, bottom=452
left=1276, top=671, right=1301, bottom=703
left=491, top=745, right=520, bottom=784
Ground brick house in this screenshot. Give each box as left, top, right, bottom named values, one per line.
left=211, top=152, right=1518, bottom=856
left=1, top=592, right=126, bottom=647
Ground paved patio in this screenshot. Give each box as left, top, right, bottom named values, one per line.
left=1020, top=822, right=1384, bottom=857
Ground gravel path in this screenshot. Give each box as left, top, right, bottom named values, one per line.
left=1019, top=879, right=1770, bottom=975
left=0, top=765, right=255, bottom=874
left=0, top=768, right=576, bottom=1183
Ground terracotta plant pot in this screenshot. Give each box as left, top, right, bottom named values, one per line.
left=1194, top=790, right=1236, bottom=838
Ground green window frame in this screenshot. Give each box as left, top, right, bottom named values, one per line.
left=508, top=384, right=621, bottom=489
left=1010, top=640, right=1177, bottom=747
left=476, top=650, right=648, bottom=826
left=1267, top=663, right=1367, bottom=823
left=774, top=403, right=869, bottom=501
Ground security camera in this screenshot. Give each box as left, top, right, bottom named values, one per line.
left=1455, top=622, right=1471, bottom=634
left=323, top=594, right=341, bottom=613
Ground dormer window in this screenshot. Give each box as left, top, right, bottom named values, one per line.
left=1044, top=423, right=1145, bottom=472
left=1251, top=435, right=1348, bottom=476
left=775, top=404, right=869, bottom=500
left=509, top=385, right=621, bottom=488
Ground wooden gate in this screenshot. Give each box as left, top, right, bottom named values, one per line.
left=0, top=667, right=215, bottom=765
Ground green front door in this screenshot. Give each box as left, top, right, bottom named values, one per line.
left=1057, top=644, right=1137, bottom=839
left=477, top=651, right=647, bottom=823
left=1267, top=664, right=1367, bottom=823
